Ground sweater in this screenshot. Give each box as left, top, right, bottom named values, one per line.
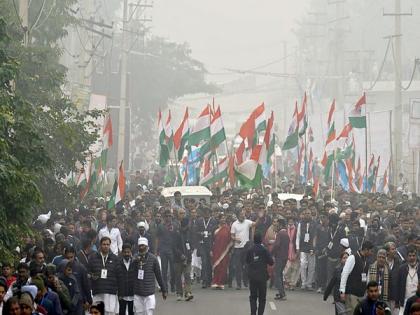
left=88, top=251, right=119, bottom=295
left=132, top=252, right=166, bottom=297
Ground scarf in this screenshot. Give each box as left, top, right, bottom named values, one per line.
left=287, top=224, right=297, bottom=261
left=368, top=262, right=389, bottom=302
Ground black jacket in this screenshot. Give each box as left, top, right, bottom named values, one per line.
left=132, top=252, right=166, bottom=297
left=396, top=263, right=420, bottom=307
left=246, top=243, right=274, bottom=281
left=88, top=251, right=119, bottom=295
left=117, top=257, right=136, bottom=298
left=353, top=298, right=391, bottom=315
left=388, top=256, right=402, bottom=301
left=403, top=292, right=420, bottom=315
left=70, top=260, right=92, bottom=305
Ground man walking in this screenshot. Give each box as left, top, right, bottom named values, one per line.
left=117, top=243, right=135, bottom=315
left=246, top=233, right=274, bottom=315
left=133, top=237, right=167, bottom=315
left=231, top=210, right=255, bottom=290
left=88, top=237, right=120, bottom=315
left=339, top=240, right=375, bottom=315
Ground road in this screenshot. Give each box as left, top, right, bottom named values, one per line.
left=155, top=284, right=335, bottom=315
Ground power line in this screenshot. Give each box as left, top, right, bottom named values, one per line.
left=32, top=0, right=56, bottom=31
left=29, top=0, right=46, bottom=31
left=366, top=37, right=392, bottom=91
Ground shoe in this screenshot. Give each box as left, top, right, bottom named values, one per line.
left=185, top=293, right=194, bottom=301
left=316, top=288, right=322, bottom=293
left=274, top=295, right=287, bottom=301
left=177, top=295, right=182, bottom=301
left=219, top=285, right=224, bottom=290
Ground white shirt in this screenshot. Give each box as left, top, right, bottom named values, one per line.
left=340, top=253, right=356, bottom=293
left=231, top=219, right=253, bottom=248
left=98, top=226, right=123, bottom=255
left=405, top=264, right=418, bottom=302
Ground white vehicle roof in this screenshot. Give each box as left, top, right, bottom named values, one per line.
left=277, top=193, right=308, bottom=201
left=161, top=186, right=213, bottom=198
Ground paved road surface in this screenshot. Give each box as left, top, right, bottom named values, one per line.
left=155, top=284, right=335, bottom=315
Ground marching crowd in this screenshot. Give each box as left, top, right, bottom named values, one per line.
left=0, top=172, right=419, bottom=315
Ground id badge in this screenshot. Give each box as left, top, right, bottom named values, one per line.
left=378, top=285, right=382, bottom=294
left=138, top=269, right=144, bottom=280
left=327, top=241, right=333, bottom=250
left=204, top=231, right=208, bottom=238
left=304, top=233, right=310, bottom=243
left=100, top=269, right=108, bottom=279
left=186, top=243, right=191, bottom=250
left=361, top=273, right=367, bottom=282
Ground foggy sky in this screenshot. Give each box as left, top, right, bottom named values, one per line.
left=153, top=0, right=308, bottom=74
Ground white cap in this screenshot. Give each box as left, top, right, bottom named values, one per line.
left=138, top=237, right=149, bottom=246
left=137, top=222, right=146, bottom=228
left=222, top=203, right=229, bottom=210
left=340, top=238, right=349, bottom=248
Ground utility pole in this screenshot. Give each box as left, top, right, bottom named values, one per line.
left=19, top=0, right=29, bottom=46
left=383, top=0, right=412, bottom=183
left=117, top=0, right=129, bottom=166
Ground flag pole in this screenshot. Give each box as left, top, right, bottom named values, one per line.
left=331, top=151, right=336, bottom=202
left=364, top=93, right=368, bottom=193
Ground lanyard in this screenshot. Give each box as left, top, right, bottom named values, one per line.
left=330, top=225, right=339, bottom=240
left=100, top=253, right=108, bottom=268
left=203, top=218, right=211, bottom=231
left=408, top=264, right=418, bottom=280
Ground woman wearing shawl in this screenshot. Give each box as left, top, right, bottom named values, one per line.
left=211, top=214, right=232, bottom=289
left=284, top=216, right=299, bottom=290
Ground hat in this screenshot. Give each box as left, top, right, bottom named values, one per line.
left=138, top=237, right=149, bottom=247
left=19, top=293, right=34, bottom=310
left=31, top=275, right=45, bottom=292
left=21, top=285, right=38, bottom=300
left=137, top=222, right=146, bottom=228
left=222, top=203, right=229, bottom=210
left=340, top=238, right=349, bottom=248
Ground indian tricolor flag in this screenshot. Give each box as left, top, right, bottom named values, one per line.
left=253, top=103, right=266, bottom=133
left=321, top=99, right=336, bottom=180
left=349, top=93, right=367, bottom=129
left=108, top=161, right=126, bottom=209
left=101, top=114, right=113, bottom=169
left=236, top=111, right=271, bottom=187
left=164, top=110, right=174, bottom=151
left=298, top=93, right=308, bottom=137
left=174, top=108, right=189, bottom=161
left=235, top=144, right=265, bottom=188
left=158, top=110, right=170, bottom=167
left=266, top=111, right=275, bottom=162
left=199, top=157, right=229, bottom=187
left=282, top=101, right=299, bottom=150
left=189, top=105, right=211, bottom=146
left=210, top=106, right=226, bottom=149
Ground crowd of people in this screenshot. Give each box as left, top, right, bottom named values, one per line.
left=0, top=171, right=420, bottom=315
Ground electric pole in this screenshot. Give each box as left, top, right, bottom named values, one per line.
left=117, top=0, right=129, bottom=167
left=383, top=0, right=412, bottom=183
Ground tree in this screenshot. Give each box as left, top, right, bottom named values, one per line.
left=0, top=1, right=101, bottom=259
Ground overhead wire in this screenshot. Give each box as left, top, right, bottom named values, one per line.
left=365, top=37, right=392, bottom=91
left=29, top=0, right=46, bottom=31
left=32, top=0, right=56, bottom=31
left=11, top=0, right=25, bottom=30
